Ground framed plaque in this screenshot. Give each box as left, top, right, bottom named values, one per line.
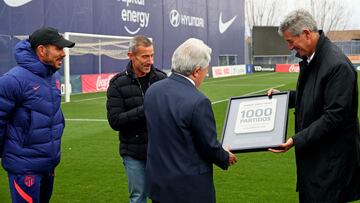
left=221, top=92, right=289, bottom=153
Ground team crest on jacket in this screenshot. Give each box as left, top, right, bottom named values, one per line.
left=24, top=175, right=35, bottom=187
left=56, top=80, right=61, bottom=90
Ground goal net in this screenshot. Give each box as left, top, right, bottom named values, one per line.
left=63, top=32, right=134, bottom=102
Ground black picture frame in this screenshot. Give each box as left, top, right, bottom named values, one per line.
left=221, top=92, right=289, bottom=153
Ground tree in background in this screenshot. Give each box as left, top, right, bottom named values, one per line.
left=245, top=0, right=285, bottom=36
left=245, top=0, right=349, bottom=36
left=309, top=0, right=347, bottom=32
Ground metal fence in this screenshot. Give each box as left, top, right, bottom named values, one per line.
left=334, top=40, right=360, bottom=55
left=248, top=40, right=360, bottom=65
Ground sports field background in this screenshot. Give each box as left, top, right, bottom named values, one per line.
left=0, top=72, right=359, bottom=202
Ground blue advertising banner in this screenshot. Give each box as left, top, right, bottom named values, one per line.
left=0, top=0, right=245, bottom=75
left=207, top=0, right=245, bottom=66
left=162, top=0, right=208, bottom=68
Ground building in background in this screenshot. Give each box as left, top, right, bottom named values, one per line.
left=327, top=30, right=360, bottom=64
left=246, top=27, right=360, bottom=68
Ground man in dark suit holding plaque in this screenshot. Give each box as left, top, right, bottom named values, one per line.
left=268, top=9, right=360, bottom=202
left=144, top=38, right=237, bottom=203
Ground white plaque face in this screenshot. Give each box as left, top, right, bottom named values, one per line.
left=221, top=92, right=289, bottom=152
left=234, top=99, right=277, bottom=134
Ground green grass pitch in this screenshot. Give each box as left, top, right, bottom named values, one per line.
left=0, top=72, right=359, bottom=202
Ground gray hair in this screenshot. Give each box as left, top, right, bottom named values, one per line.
left=278, top=9, right=318, bottom=36
left=128, top=35, right=153, bottom=53
left=171, top=38, right=211, bottom=76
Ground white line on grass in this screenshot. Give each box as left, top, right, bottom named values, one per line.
left=62, top=96, right=106, bottom=104
left=203, top=73, right=277, bottom=85
left=211, top=99, right=229, bottom=105
left=63, top=73, right=278, bottom=104
left=211, top=84, right=285, bottom=105
left=64, top=84, right=285, bottom=122
left=205, top=84, right=280, bottom=87
left=65, top=118, right=107, bottom=122
left=242, top=84, right=286, bottom=96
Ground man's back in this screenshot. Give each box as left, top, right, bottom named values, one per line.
left=144, top=73, right=228, bottom=203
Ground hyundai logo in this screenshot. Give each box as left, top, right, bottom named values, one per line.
left=169, top=10, right=180, bottom=27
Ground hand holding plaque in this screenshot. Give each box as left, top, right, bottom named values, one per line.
left=221, top=92, right=289, bottom=153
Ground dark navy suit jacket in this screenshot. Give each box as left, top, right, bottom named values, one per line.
left=144, top=73, right=229, bottom=203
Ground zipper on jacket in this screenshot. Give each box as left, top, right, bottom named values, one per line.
left=136, top=76, right=151, bottom=97
left=49, top=77, right=56, bottom=165
left=136, top=79, right=145, bottom=97
left=136, top=70, right=155, bottom=97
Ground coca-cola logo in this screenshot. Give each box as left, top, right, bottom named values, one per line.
left=289, top=64, right=300, bottom=72
left=96, top=74, right=115, bottom=91
left=215, top=68, right=223, bottom=75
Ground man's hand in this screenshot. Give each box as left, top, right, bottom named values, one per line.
left=225, top=145, right=237, bottom=165
left=267, top=88, right=280, bottom=98
left=268, top=138, right=294, bottom=153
